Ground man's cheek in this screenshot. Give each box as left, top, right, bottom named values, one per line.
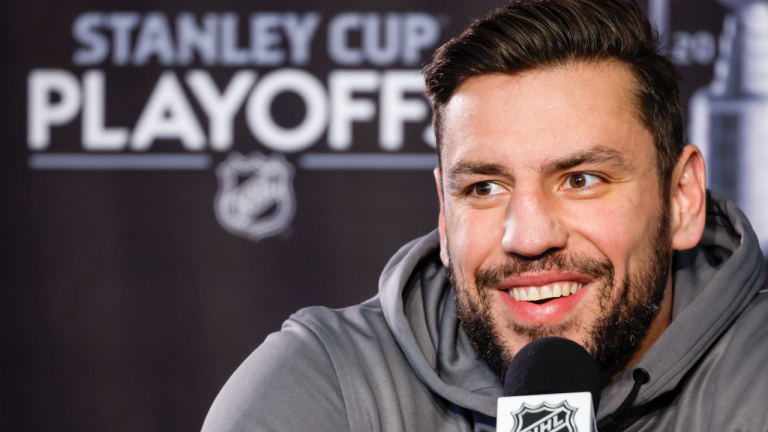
left=565, top=213, right=630, bottom=269
left=446, top=210, right=475, bottom=266
left=453, top=209, right=502, bottom=262
left=573, top=197, right=654, bottom=255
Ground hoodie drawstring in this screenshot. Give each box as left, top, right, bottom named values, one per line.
left=597, top=368, right=650, bottom=432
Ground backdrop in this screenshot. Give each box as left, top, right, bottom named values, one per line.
left=2, top=0, right=765, bottom=431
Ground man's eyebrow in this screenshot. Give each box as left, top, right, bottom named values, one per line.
left=542, top=146, right=633, bottom=173
left=445, top=161, right=507, bottom=189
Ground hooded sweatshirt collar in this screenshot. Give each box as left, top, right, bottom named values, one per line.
left=379, top=234, right=503, bottom=417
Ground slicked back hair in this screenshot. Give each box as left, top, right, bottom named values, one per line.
left=423, top=0, right=683, bottom=197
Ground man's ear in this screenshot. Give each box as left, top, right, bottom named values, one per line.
left=435, top=168, right=450, bottom=267
left=670, top=145, right=707, bottom=250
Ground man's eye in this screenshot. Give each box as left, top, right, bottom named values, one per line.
left=471, top=181, right=505, bottom=196
left=566, top=173, right=600, bottom=189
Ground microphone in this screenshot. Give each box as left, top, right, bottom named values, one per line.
left=497, top=337, right=601, bottom=432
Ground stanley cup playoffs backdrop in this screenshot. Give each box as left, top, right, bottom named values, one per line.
left=1, top=0, right=767, bottom=431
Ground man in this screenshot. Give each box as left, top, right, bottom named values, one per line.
left=203, top=0, right=768, bottom=431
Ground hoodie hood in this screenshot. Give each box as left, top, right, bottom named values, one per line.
left=378, top=231, right=503, bottom=418
left=377, top=191, right=765, bottom=420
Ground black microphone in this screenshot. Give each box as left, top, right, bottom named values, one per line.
left=497, top=337, right=602, bottom=432
left=504, top=337, right=601, bottom=410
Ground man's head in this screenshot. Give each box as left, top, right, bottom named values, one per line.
left=424, top=0, right=707, bottom=379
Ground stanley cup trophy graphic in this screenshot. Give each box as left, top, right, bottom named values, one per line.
left=689, top=0, right=768, bottom=253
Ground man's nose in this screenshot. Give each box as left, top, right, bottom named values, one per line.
left=501, top=188, right=567, bottom=258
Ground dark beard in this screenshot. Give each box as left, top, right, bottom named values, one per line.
left=449, top=209, right=671, bottom=379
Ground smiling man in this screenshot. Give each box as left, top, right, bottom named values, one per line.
left=435, top=64, right=684, bottom=382
left=203, top=1, right=768, bottom=431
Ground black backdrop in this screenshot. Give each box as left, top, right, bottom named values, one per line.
left=1, top=1, right=762, bottom=431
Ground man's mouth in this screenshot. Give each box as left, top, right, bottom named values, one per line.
left=501, top=282, right=586, bottom=302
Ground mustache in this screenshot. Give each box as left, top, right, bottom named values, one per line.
left=474, top=251, right=614, bottom=290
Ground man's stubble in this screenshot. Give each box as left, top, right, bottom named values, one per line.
left=447, top=208, right=671, bottom=379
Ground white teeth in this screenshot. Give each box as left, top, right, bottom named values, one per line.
left=571, top=283, right=580, bottom=295
left=510, top=281, right=586, bottom=302
left=528, top=287, right=540, bottom=301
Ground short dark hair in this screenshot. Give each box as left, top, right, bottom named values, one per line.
left=424, top=0, right=683, bottom=192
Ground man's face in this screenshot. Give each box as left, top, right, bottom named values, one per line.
left=436, top=62, right=673, bottom=376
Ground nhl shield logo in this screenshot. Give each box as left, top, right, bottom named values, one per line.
left=509, top=401, right=577, bottom=432
left=215, top=152, right=296, bottom=241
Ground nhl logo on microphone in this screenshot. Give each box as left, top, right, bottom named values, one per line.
left=497, top=392, right=595, bottom=432
left=510, top=401, right=576, bottom=432
left=215, top=152, right=296, bottom=241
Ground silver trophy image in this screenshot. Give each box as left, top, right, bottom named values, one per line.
left=689, top=0, right=768, bottom=253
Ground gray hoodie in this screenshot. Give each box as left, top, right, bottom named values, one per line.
left=202, top=192, right=767, bottom=432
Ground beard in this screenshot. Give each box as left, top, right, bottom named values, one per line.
left=449, top=208, right=671, bottom=379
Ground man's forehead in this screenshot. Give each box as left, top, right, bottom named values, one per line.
left=442, top=63, right=637, bottom=127
left=438, top=62, right=650, bottom=171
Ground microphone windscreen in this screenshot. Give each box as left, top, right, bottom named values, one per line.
left=503, top=337, right=601, bottom=412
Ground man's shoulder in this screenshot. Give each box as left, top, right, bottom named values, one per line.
left=672, top=289, right=768, bottom=431
left=202, top=310, right=351, bottom=432
left=707, top=287, right=768, bottom=370
left=288, top=296, right=396, bottom=348
left=202, top=297, right=424, bottom=432
left=286, top=297, right=423, bottom=396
